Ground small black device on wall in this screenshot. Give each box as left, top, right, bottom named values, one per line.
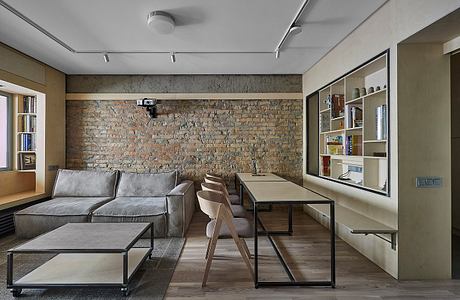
left=136, top=98, right=158, bottom=118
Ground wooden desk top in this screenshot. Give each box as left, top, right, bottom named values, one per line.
left=243, top=181, right=330, bottom=203
left=236, top=172, right=287, bottom=182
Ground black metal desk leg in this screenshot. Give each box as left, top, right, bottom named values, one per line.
left=240, top=182, right=244, bottom=206
left=330, top=202, right=336, bottom=288
left=122, top=251, right=129, bottom=296
left=288, top=205, right=293, bottom=235
left=7, top=252, right=13, bottom=286
left=254, top=202, right=259, bottom=288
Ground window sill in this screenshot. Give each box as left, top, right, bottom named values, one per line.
left=0, top=191, right=46, bottom=211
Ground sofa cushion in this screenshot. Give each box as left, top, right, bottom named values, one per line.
left=14, top=197, right=114, bottom=239
left=92, top=197, right=167, bottom=218
left=116, top=171, right=177, bottom=197
left=16, top=197, right=114, bottom=216
left=52, top=169, right=118, bottom=198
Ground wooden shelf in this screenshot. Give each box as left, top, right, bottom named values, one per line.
left=0, top=191, right=45, bottom=210
left=346, top=127, right=363, bottom=131
left=17, top=169, right=36, bottom=172
left=364, top=140, right=386, bottom=143
left=346, top=97, right=363, bottom=104
left=363, top=88, right=386, bottom=99
left=331, top=116, right=345, bottom=121
left=17, top=112, right=36, bottom=115
left=17, top=151, right=36, bottom=153
left=363, top=156, right=387, bottom=160
left=17, top=132, right=36, bottom=134
left=320, top=108, right=331, bottom=113
left=320, top=129, right=344, bottom=135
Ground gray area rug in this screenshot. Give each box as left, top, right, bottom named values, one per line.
left=0, top=234, right=185, bottom=299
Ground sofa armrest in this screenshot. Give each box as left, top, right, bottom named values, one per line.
left=166, top=180, right=195, bottom=237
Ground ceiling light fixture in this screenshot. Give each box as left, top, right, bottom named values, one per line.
left=103, top=53, right=109, bottom=63
left=274, top=0, right=310, bottom=59
left=170, top=52, right=176, bottom=63
left=147, top=11, right=175, bottom=34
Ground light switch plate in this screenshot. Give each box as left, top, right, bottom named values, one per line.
left=416, top=176, right=442, bottom=188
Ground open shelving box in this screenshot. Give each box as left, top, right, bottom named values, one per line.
left=317, top=51, right=389, bottom=195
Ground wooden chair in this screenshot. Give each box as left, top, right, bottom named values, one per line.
left=204, top=177, right=240, bottom=204
left=205, top=173, right=238, bottom=195
left=196, top=190, right=254, bottom=287
left=201, top=182, right=247, bottom=218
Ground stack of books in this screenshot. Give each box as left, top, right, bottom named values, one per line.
left=376, top=104, right=387, bottom=140
left=22, top=115, right=36, bottom=132
left=20, top=133, right=35, bottom=151
left=321, top=156, right=331, bottom=176
left=345, top=135, right=362, bottom=155
left=326, top=135, right=343, bottom=155
left=23, top=96, right=37, bottom=113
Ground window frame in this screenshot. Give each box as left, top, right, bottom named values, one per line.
left=0, top=91, right=13, bottom=171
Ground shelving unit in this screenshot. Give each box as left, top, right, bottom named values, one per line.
left=317, top=51, right=389, bottom=195
left=15, top=95, right=37, bottom=172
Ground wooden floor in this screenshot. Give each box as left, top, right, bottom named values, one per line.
left=166, top=206, right=460, bottom=299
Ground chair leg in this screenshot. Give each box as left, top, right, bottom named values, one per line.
left=202, top=218, right=222, bottom=287
left=205, top=238, right=211, bottom=259
left=241, top=238, right=251, bottom=259
left=226, top=219, right=254, bottom=280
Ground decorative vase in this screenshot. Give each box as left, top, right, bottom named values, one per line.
left=352, top=88, right=360, bottom=99
left=368, top=86, right=374, bottom=94
left=360, top=87, right=367, bottom=96
left=376, top=86, right=381, bottom=91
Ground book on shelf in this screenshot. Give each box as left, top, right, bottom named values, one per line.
left=331, top=94, right=344, bottom=118
left=321, top=156, right=331, bottom=176
left=376, top=104, right=387, bottom=140
left=20, top=133, right=36, bottom=151
left=23, top=96, right=37, bottom=113
left=345, top=135, right=362, bottom=155
left=348, top=106, right=363, bottom=128
left=326, top=135, right=343, bottom=155
left=22, top=115, right=36, bottom=132
left=18, top=153, right=36, bottom=170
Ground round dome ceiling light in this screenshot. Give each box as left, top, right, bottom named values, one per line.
left=147, top=11, right=175, bottom=34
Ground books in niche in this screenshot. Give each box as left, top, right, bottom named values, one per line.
left=376, top=104, right=387, bottom=140
left=348, top=106, right=363, bottom=128
left=331, top=94, right=344, bottom=118
left=23, top=96, right=36, bottom=113
left=19, top=153, right=36, bottom=170
left=326, top=135, right=343, bottom=155
left=22, top=115, right=36, bottom=132
left=321, top=156, right=331, bottom=176
left=345, top=135, right=362, bottom=155
left=20, top=133, right=35, bottom=151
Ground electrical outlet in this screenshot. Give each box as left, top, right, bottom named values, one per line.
left=415, top=176, right=442, bottom=188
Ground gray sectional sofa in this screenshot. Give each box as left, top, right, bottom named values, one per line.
left=15, top=169, right=195, bottom=239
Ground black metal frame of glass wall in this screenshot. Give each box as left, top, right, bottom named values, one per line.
left=239, top=180, right=336, bottom=288
left=6, top=222, right=154, bottom=297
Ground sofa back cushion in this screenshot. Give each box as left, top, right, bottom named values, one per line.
left=116, top=171, right=178, bottom=197
left=52, top=169, right=118, bottom=198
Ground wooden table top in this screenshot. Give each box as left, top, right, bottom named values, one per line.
left=243, top=181, right=331, bottom=203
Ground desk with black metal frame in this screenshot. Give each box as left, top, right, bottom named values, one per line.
left=239, top=179, right=335, bottom=288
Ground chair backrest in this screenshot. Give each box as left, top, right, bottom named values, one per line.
left=206, top=173, right=225, bottom=182
left=197, top=190, right=229, bottom=219
left=204, top=177, right=229, bottom=196
left=201, top=182, right=225, bottom=194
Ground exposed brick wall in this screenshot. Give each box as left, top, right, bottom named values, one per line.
left=66, top=99, right=303, bottom=188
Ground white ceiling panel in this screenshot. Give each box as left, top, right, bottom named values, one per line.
left=0, top=0, right=386, bottom=74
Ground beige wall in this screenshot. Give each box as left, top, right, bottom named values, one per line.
left=0, top=43, right=66, bottom=197
left=302, top=0, right=460, bottom=279
left=397, top=43, right=451, bottom=279
left=453, top=53, right=460, bottom=233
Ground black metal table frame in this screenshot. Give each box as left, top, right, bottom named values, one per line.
left=239, top=179, right=336, bottom=288
left=7, top=222, right=154, bottom=297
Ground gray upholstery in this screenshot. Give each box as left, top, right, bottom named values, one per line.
left=228, top=194, right=240, bottom=205
left=206, top=218, right=253, bottom=238
left=52, top=169, right=118, bottom=198
left=166, top=180, right=196, bottom=237
left=231, top=205, right=247, bottom=218
left=116, top=171, right=177, bottom=197
left=91, top=197, right=167, bottom=238
left=15, top=197, right=113, bottom=239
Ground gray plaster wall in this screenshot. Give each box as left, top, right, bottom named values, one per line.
left=66, top=75, right=302, bottom=93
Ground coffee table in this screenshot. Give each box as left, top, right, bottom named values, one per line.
left=7, top=222, right=154, bottom=297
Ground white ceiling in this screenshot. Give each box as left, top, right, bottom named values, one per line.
left=0, top=0, right=386, bottom=74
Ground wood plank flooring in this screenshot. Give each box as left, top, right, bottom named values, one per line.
left=166, top=206, right=460, bottom=299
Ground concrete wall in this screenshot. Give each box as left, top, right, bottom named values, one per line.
left=302, top=0, right=460, bottom=279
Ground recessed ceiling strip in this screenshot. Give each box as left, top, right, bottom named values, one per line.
left=0, top=0, right=76, bottom=53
